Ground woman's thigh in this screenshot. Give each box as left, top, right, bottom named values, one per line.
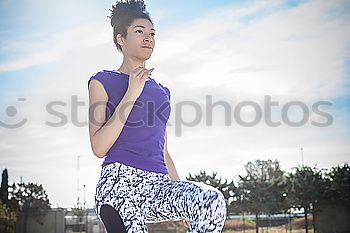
left=94, top=162, right=170, bottom=232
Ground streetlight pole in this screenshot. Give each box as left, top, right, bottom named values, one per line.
left=84, top=184, right=88, bottom=233
left=83, top=184, right=86, bottom=210
left=77, top=155, right=80, bottom=209
left=77, top=155, right=82, bottom=233
left=301, top=147, right=304, bottom=166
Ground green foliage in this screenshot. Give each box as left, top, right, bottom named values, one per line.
left=1, top=169, right=9, bottom=205
left=0, top=199, right=11, bottom=215
left=238, top=159, right=287, bottom=215
left=9, top=182, right=51, bottom=232
left=10, top=182, right=51, bottom=213
left=243, top=217, right=255, bottom=224
left=321, top=163, right=350, bottom=209
left=235, top=159, right=287, bottom=232
left=288, top=166, right=326, bottom=210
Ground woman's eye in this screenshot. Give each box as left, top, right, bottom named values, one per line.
left=135, top=30, right=155, bottom=36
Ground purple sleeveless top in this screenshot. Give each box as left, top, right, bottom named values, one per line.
left=88, top=70, right=171, bottom=174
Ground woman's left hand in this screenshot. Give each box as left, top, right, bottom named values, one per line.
left=182, top=220, right=190, bottom=228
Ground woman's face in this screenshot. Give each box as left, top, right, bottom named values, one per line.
left=118, top=18, right=155, bottom=60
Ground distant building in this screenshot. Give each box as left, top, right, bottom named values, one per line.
left=15, top=207, right=105, bottom=233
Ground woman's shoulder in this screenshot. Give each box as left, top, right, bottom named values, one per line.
left=89, top=69, right=111, bottom=80
left=89, top=69, right=128, bottom=83
left=89, top=69, right=107, bottom=82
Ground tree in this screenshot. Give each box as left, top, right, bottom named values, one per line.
left=288, top=166, right=326, bottom=233
left=0, top=169, right=16, bottom=233
left=281, top=176, right=294, bottom=233
left=326, top=163, right=350, bottom=208
left=238, top=159, right=285, bottom=233
left=9, top=182, right=51, bottom=233
left=1, top=169, right=9, bottom=205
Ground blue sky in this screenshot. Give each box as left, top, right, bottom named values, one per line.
left=1, top=0, right=349, bottom=208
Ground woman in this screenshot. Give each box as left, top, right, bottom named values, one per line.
left=88, top=0, right=227, bottom=232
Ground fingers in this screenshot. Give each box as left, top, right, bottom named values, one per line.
left=147, top=68, right=154, bottom=79
left=129, top=67, right=154, bottom=83
left=146, top=68, right=154, bottom=78
left=137, top=69, right=150, bottom=81
left=134, top=66, right=153, bottom=76
left=132, top=66, right=146, bottom=77
left=138, top=68, right=154, bottom=82
left=183, top=220, right=190, bottom=228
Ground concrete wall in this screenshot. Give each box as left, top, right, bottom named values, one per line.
left=316, top=204, right=350, bottom=233
left=16, top=208, right=65, bottom=233
left=15, top=208, right=106, bottom=233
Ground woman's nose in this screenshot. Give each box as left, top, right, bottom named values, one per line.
left=144, top=35, right=153, bottom=43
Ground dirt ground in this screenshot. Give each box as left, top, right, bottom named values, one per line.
left=146, top=216, right=314, bottom=233
left=222, top=216, right=314, bottom=233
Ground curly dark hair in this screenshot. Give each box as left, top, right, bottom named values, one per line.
left=108, top=0, right=154, bottom=52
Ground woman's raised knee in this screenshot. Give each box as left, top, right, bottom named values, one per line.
left=209, top=189, right=227, bottom=214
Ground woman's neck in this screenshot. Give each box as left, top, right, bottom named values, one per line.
left=117, top=57, right=146, bottom=75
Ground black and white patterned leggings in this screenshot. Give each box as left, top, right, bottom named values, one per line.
left=94, top=161, right=227, bottom=233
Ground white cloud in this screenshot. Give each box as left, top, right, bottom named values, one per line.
left=0, top=21, right=111, bottom=72
left=152, top=0, right=350, bottom=102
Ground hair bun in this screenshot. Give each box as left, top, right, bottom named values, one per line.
left=109, top=0, right=147, bottom=27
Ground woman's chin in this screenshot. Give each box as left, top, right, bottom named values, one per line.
left=138, top=54, right=152, bottom=61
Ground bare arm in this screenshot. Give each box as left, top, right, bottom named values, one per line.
left=88, top=79, right=137, bottom=158
left=164, top=129, right=181, bottom=180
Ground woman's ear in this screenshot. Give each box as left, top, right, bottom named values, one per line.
left=116, top=34, right=124, bottom=46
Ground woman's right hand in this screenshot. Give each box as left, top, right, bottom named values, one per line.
left=126, top=66, right=154, bottom=99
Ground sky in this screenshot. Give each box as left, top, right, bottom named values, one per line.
left=0, top=0, right=349, bottom=209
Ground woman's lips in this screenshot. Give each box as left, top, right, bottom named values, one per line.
left=142, top=46, right=153, bottom=49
